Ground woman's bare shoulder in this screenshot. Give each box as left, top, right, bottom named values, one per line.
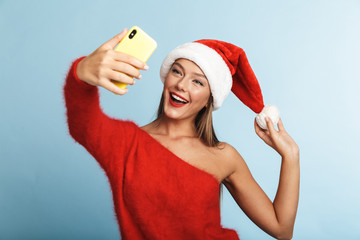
left=215, top=142, right=243, bottom=159
left=213, top=142, right=246, bottom=179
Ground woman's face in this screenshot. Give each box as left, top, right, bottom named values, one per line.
left=163, top=58, right=211, bottom=121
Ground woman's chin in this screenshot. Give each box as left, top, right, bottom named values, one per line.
left=163, top=108, right=183, bottom=120
left=163, top=102, right=200, bottom=121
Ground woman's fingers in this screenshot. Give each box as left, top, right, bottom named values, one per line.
left=109, top=61, right=142, bottom=80
left=99, top=29, right=128, bottom=50
left=254, top=119, right=272, bottom=145
left=100, top=79, right=128, bottom=95
left=106, top=69, right=136, bottom=85
left=254, top=118, right=268, bottom=137
left=112, top=51, right=148, bottom=70
left=265, top=117, right=276, bottom=135
left=254, top=119, right=263, bottom=137
left=255, top=117, right=298, bottom=157
left=278, top=118, right=286, bottom=132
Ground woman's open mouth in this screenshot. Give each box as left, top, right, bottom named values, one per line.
left=169, top=92, right=189, bottom=107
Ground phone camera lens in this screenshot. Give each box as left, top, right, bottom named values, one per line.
left=129, top=29, right=137, bottom=39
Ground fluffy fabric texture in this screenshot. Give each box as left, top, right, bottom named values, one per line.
left=160, top=39, right=265, bottom=113
left=64, top=57, right=240, bottom=240
left=255, top=105, right=280, bottom=130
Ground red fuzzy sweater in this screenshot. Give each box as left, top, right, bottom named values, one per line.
left=64, top=57, right=240, bottom=240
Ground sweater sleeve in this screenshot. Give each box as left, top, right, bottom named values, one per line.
left=63, top=57, right=137, bottom=172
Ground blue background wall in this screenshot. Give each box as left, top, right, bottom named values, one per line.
left=1, top=0, right=359, bottom=239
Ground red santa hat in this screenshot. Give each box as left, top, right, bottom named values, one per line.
left=160, top=39, right=280, bottom=130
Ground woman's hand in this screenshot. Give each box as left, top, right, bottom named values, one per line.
left=76, top=29, right=148, bottom=95
left=254, top=117, right=299, bottom=158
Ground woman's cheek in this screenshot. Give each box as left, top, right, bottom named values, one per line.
left=192, top=89, right=210, bottom=103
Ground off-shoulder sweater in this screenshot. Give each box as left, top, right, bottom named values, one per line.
left=63, top=57, right=240, bottom=240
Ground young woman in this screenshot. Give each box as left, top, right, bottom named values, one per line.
left=64, top=29, right=300, bottom=240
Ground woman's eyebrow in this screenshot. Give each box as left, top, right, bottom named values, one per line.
left=193, top=72, right=207, bottom=79
left=173, top=62, right=184, bottom=70
left=174, top=62, right=206, bottom=79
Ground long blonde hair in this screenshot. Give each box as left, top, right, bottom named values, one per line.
left=154, top=92, right=224, bottom=202
left=156, top=93, right=219, bottom=147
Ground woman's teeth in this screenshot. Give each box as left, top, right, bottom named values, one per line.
left=171, top=93, right=188, bottom=104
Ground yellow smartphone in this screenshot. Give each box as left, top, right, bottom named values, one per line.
left=113, top=26, right=157, bottom=89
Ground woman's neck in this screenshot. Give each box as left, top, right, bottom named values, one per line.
left=150, top=116, right=197, bottom=139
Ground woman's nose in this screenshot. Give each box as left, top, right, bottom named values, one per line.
left=176, top=77, right=188, bottom=91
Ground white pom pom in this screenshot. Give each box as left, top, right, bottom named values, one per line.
left=255, top=105, right=280, bottom=130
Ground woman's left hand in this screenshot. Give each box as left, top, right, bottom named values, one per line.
left=254, top=117, right=299, bottom=158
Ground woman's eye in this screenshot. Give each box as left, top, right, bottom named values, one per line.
left=193, top=79, right=204, bottom=86
left=172, top=68, right=180, bottom=74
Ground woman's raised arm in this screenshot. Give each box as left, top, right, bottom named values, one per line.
left=63, top=29, right=148, bottom=170
left=223, top=117, right=299, bottom=240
